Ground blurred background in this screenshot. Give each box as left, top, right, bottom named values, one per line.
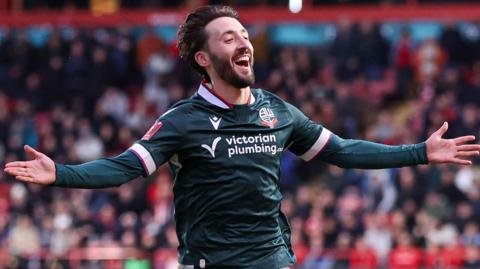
left=1, top=0, right=480, bottom=268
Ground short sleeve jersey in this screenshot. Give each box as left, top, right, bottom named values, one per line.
left=129, top=83, right=332, bottom=268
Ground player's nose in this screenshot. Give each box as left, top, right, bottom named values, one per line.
left=237, top=37, right=252, bottom=51
left=236, top=43, right=253, bottom=58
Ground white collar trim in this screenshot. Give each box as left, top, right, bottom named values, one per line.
left=197, top=83, right=256, bottom=109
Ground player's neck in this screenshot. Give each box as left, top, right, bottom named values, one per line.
left=209, top=79, right=251, bottom=105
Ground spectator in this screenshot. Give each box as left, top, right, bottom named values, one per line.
left=73, top=118, right=105, bottom=162
left=362, top=168, right=397, bottom=213
left=389, top=232, right=422, bottom=269
left=395, top=167, right=425, bottom=211
left=364, top=211, right=393, bottom=267
left=349, top=236, right=378, bottom=269
left=8, top=215, right=41, bottom=257
left=461, top=222, right=480, bottom=247
left=439, top=22, right=469, bottom=66
left=64, top=39, right=89, bottom=98
left=464, top=246, right=480, bottom=269
left=413, top=38, right=447, bottom=85
left=394, top=28, right=414, bottom=100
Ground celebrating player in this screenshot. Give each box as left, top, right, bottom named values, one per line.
left=4, top=5, right=480, bottom=269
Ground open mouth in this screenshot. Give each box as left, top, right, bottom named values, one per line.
left=233, top=55, right=251, bottom=69
left=235, top=60, right=249, bottom=67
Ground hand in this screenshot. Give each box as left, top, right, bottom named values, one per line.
left=4, top=145, right=56, bottom=185
left=426, top=122, right=480, bottom=165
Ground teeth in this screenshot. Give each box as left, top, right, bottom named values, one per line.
left=234, top=55, right=250, bottom=62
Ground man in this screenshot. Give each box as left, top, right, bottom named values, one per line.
left=4, top=5, right=480, bottom=269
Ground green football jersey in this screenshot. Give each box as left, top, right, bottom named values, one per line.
left=55, top=82, right=428, bottom=268
left=130, top=83, right=327, bottom=268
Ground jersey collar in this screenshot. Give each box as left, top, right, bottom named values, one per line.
left=197, top=81, right=256, bottom=109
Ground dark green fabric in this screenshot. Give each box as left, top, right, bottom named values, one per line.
left=321, top=135, right=429, bottom=168
left=285, top=102, right=322, bottom=156
left=54, top=150, right=143, bottom=188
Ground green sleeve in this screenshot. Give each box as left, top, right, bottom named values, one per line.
left=52, top=103, right=187, bottom=188
left=285, top=102, right=323, bottom=157
left=319, top=134, right=429, bottom=169
left=53, top=150, right=144, bottom=188
left=285, top=100, right=428, bottom=168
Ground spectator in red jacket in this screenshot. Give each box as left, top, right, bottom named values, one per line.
left=350, top=236, right=378, bottom=269
left=389, top=232, right=422, bottom=269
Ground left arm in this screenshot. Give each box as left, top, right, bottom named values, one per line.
left=286, top=100, right=480, bottom=168
left=319, top=137, right=428, bottom=169
left=318, top=122, right=479, bottom=168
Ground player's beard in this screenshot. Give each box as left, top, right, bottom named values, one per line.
left=210, top=53, right=255, bottom=88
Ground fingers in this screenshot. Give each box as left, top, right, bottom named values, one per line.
left=4, top=161, right=29, bottom=168
left=454, top=139, right=480, bottom=159
left=453, top=135, right=477, bottom=145
left=450, top=159, right=473, bottom=166
left=455, top=151, right=480, bottom=158
left=4, top=160, right=34, bottom=176
left=457, top=144, right=480, bottom=151
left=4, top=167, right=32, bottom=177
left=15, top=175, right=37, bottom=183
left=4, top=167, right=38, bottom=183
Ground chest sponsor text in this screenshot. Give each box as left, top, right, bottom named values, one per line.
left=224, top=134, right=283, bottom=158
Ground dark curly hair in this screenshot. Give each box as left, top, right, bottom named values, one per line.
left=177, top=5, right=239, bottom=82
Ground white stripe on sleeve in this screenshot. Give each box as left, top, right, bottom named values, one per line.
left=299, top=128, right=332, bottom=161
left=129, top=143, right=157, bottom=175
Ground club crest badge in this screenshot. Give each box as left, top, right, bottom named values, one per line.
left=259, top=107, right=278, bottom=128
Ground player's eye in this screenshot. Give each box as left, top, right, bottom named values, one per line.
left=224, top=39, right=234, bottom=44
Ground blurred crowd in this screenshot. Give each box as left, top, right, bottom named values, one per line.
left=0, top=17, right=480, bottom=269
left=1, top=0, right=479, bottom=11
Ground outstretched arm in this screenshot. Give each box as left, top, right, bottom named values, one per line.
left=4, top=104, right=185, bottom=188
left=288, top=102, right=480, bottom=168
left=319, top=122, right=480, bottom=169
left=4, top=145, right=144, bottom=188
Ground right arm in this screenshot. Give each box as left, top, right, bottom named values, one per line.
left=5, top=107, right=185, bottom=187
left=54, top=150, right=144, bottom=188
left=4, top=144, right=150, bottom=188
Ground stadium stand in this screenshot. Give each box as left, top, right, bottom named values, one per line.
left=1, top=1, right=480, bottom=268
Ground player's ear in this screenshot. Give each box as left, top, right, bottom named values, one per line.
left=194, top=51, right=210, bottom=68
